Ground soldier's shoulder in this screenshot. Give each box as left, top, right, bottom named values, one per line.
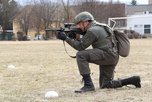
left=88, top=25, right=104, bottom=32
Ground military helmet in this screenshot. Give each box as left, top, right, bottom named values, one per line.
left=74, top=11, right=94, bottom=24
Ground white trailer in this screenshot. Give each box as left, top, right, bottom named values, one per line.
left=108, top=13, right=152, bottom=35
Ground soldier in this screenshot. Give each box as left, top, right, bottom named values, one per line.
left=57, top=11, right=141, bottom=93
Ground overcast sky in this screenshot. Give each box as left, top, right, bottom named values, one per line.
left=15, top=0, right=149, bottom=5
left=101, top=0, right=148, bottom=4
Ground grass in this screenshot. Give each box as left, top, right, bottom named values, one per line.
left=0, top=39, right=152, bottom=102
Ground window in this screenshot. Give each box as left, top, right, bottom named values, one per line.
left=139, top=25, right=143, bottom=27
left=134, top=25, right=138, bottom=27
left=144, top=25, right=151, bottom=34
left=149, top=12, right=152, bottom=14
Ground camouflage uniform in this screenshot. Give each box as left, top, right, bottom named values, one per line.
left=66, top=21, right=119, bottom=86
left=57, top=12, right=141, bottom=93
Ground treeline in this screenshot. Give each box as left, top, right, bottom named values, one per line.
left=0, top=0, right=127, bottom=40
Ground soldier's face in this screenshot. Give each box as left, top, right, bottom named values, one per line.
left=76, top=21, right=89, bottom=32
left=76, top=22, right=83, bottom=30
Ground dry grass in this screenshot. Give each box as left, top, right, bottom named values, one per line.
left=0, top=39, right=152, bottom=102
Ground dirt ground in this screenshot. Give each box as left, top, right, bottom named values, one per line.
left=0, top=39, right=152, bottom=102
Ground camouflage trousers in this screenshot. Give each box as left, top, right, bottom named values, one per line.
left=76, top=48, right=119, bottom=85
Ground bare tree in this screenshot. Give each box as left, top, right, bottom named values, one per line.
left=61, top=0, right=75, bottom=23
left=61, top=0, right=70, bottom=22
left=39, top=0, right=57, bottom=29
left=74, top=0, right=97, bottom=15
left=9, top=0, right=19, bottom=24
left=0, top=0, right=19, bottom=40
left=17, top=5, right=33, bottom=36
left=1, top=0, right=9, bottom=40
left=73, top=1, right=125, bottom=23
left=32, top=0, right=44, bottom=34
left=30, top=0, right=59, bottom=39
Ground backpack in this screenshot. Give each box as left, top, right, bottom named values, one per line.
left=95, top=22, right=130, bottom=57
left=113, top=30, right=130, bottom=57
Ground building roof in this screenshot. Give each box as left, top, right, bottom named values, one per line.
left=126, top=5, right=152, bottom=15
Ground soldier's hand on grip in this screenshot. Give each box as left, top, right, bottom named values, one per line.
left=57, top=32, right=67, bottom=40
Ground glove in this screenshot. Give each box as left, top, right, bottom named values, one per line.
left=57, top=32, right=67, bottom=40
left=67, top=32, right=76, bottom=39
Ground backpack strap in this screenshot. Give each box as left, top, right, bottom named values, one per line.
left=96, top=23, right=118, bottom=53
left=94, top=21, right=113, bottom=36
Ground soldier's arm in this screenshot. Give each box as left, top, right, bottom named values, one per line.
left=65, top=31, right=96, bottom=51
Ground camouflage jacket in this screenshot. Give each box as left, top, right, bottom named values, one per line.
left=65, top=21, right=114, bottom=51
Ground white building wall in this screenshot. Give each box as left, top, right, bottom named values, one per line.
left=127, top=14, right=152, bottom=35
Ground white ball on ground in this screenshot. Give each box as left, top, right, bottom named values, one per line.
left=7, top=64, right=16, bottom=69
left=45, top=91, right=59, bottom=98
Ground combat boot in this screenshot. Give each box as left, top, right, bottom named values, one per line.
left=120, top=76, right=141, bottom=88
left=75, top=74, right=95, bottom=93
left=101, top=76, right=141, bottom=89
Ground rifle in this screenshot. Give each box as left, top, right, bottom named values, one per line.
left=45, top=23, right=84, bottom=39
left=46, top=23, right=85, bottom=58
